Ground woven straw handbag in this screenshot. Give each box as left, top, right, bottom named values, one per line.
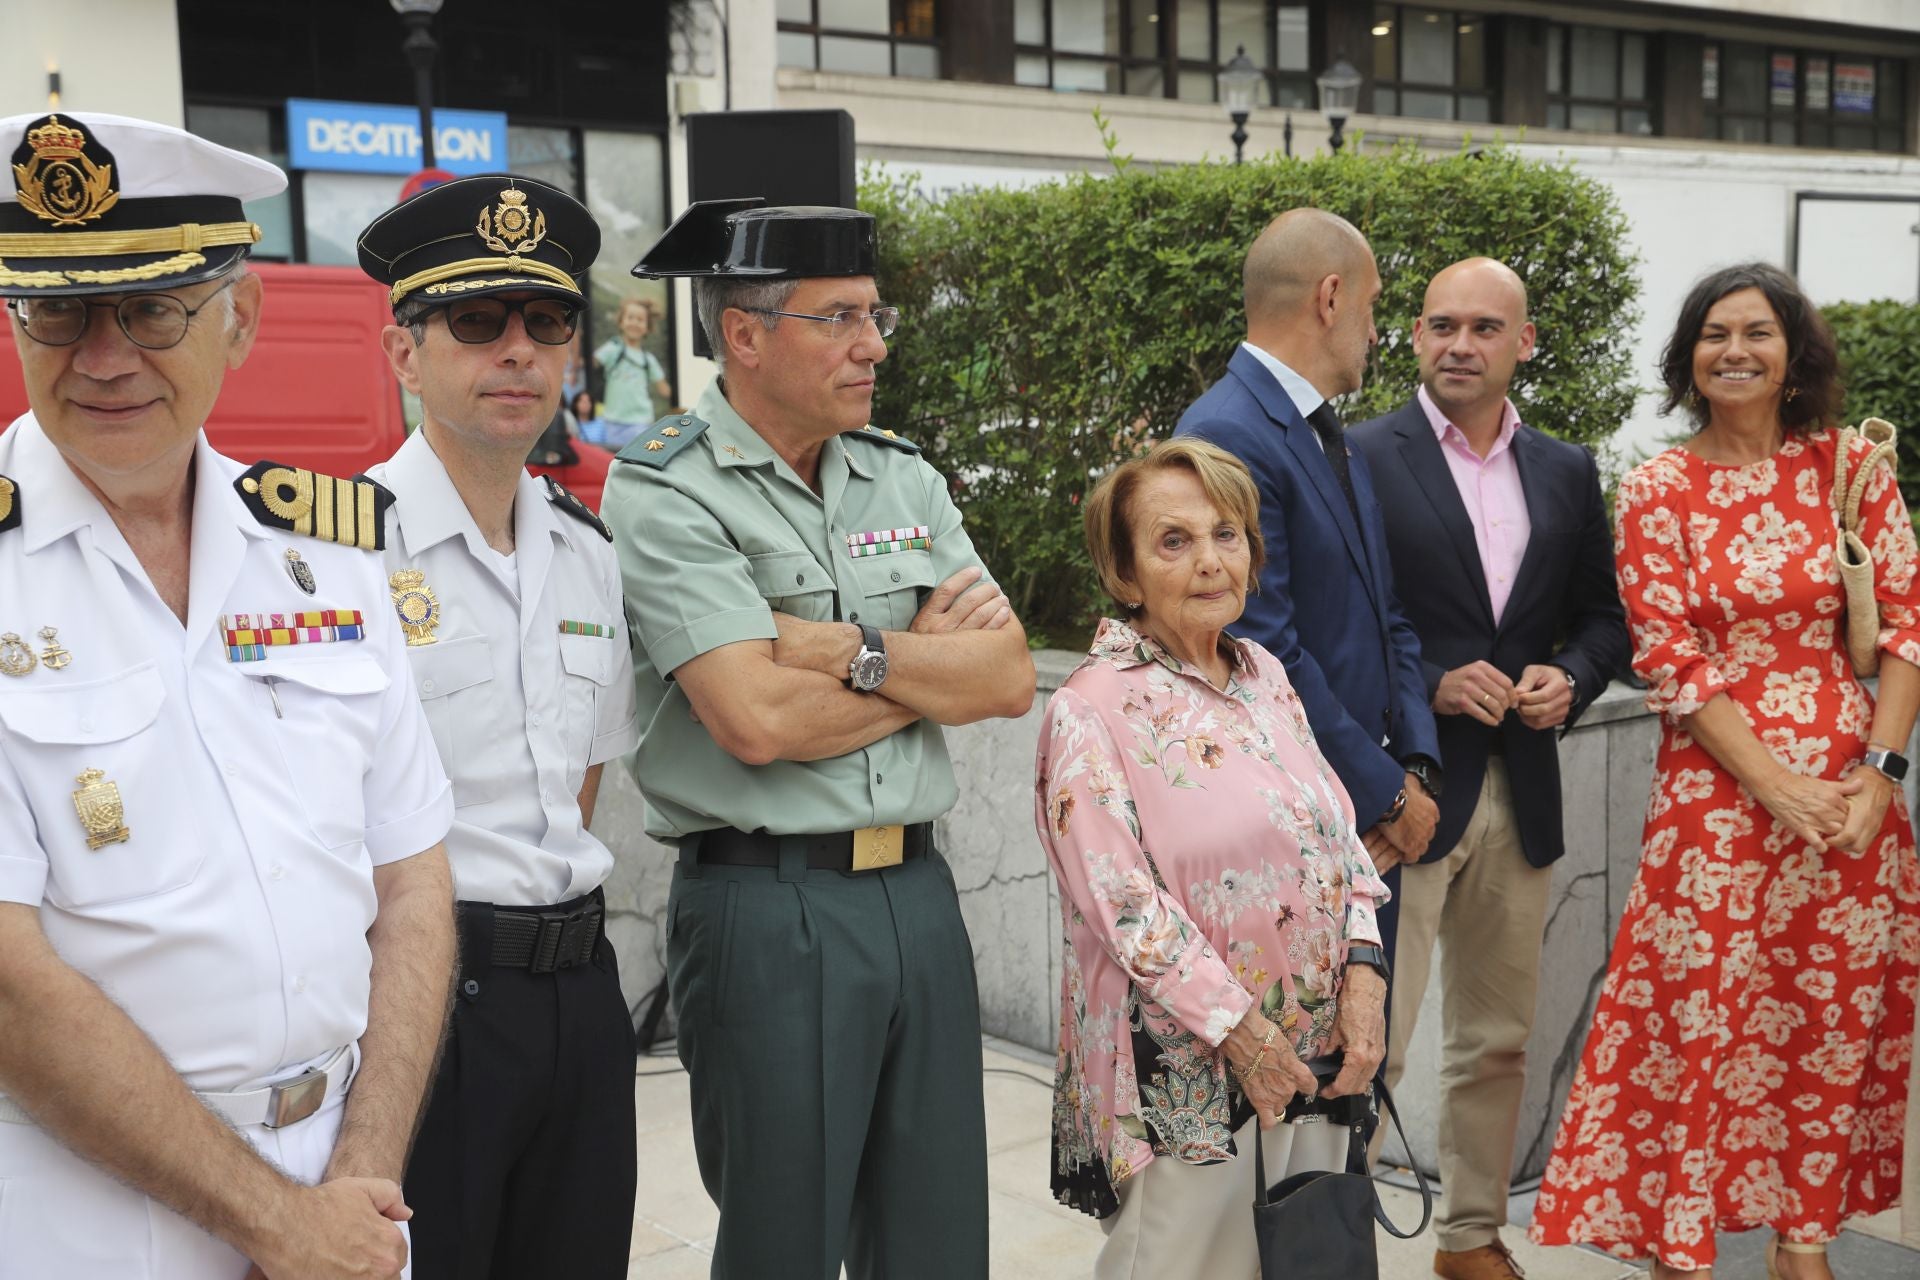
left=1833, top=418, right=1899, bottom=677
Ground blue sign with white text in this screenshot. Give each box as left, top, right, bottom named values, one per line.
left=287, top=99, right=509, bottom=175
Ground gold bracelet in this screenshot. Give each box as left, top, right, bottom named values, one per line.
left=1236, top=1023, right=1279, bottom=1083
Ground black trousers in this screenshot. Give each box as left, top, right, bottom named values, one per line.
left=405, top=892, right=637, bottom=1280
left=667, top=838, right=990, bottom=1280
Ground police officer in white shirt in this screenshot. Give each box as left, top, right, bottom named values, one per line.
left=0, top=114, right=456, bottom=1280
left=357, top=175, right=641, bottom=1277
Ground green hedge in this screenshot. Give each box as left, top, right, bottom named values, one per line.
left=1824, top=299, right=1920, bottom=511
left=864, top=136, right=1642, bottom=648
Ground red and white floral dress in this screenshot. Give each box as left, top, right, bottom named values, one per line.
left=1531, top=430, right=1920, bottom=1267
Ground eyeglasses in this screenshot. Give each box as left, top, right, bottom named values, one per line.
left=8, top=274, right=241, bottom=350
left=432, top=296, right=581, bottom=346
left=749, top=306, right=899, bottom=340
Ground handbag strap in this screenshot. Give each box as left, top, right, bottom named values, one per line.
left=1250, top=1077, right=1434, bottom=1239
left=1835, top=419, right=1899, bottom=537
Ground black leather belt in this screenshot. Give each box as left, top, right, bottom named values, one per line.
left=477, top=889, right=605, bottom=974
left=693, top=822, right=932, bottom=870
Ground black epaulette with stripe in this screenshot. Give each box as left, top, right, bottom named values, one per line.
left=0, top=474, right=18, bottom=534
left=543, top=475, right=612, bottom=541
left=234, top=461, right=395, bottom=551
left=850, top=424, right=922, bottom=455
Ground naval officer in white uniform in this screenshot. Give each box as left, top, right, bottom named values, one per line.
left=0, top=112, right=455, bottom=1280
left=357, top=175, right=640, bottom=1277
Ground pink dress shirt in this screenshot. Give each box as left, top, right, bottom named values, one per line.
left=1418, top=384, right=1530, bottom=623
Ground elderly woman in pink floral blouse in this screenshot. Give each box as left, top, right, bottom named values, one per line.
left=1034, top=437, right=1391, bottom=1280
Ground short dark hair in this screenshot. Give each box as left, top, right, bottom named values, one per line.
left=1657, top=262, right=1841, bottom=434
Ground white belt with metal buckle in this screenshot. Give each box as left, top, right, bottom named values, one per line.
left=0, top=1043, right=355, bottom=1131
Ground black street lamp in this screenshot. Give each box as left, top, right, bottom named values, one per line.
left=1217, top=45, right=1262, bottom=165
left=1316, top=54, right=1363, bottom=154
left=391, top=0, right=445, bottom=169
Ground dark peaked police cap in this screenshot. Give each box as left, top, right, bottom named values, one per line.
left=632, top=197, right=875, bottom=280
left=356, top=173, right=600, bottom=310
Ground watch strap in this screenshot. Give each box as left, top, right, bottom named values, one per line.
left=858, top=622, right=884, bottom=655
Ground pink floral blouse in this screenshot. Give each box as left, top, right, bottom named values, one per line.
left=1033, top=619, right=1389, bottom=1218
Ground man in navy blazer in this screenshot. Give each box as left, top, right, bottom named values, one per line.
left=1175, top=209, right=1442, bottom=985
left=1349, top=259, right=1628, bottom=1280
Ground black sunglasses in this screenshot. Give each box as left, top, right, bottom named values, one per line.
left=429, top=296, right=581, bottom=346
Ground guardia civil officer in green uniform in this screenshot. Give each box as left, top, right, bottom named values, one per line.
left=605, top=198, right=1036, bottom=1280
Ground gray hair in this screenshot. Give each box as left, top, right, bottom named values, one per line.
left=394, top=295, right=434, bottom=343
left=695, top=277, right=800, bottom=374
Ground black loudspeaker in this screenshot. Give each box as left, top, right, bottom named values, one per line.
left=683, top=109, right=857, bottom=355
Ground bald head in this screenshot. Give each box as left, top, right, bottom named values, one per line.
left=1242, top=208, right=1374, bottom=322
left=1422, top=257, right=1529, bottom=325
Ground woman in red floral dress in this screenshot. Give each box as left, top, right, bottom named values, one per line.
left=1531, top=264, right=1920, bottom=1280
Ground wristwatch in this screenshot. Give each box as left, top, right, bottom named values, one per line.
left=1863, top=745, right=1910, bottom=783
left=1344, top=945, right=1391, bottom=982
left=1404, top=755, right=1444, bottom=800
left=1378, top=787, right=1408, bottom=827
left=1555, top=665, right=1579, bottom=702
left=848, top=623, right=889, bottom=692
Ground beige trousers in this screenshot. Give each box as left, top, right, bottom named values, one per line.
left=1096, top=1116, right=1350, bottom=1280
left=1380, top=760, right=1552, bottom=1253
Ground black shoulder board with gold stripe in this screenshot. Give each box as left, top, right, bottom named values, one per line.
left=234, top=461, right=394, bottom=551
left=851, top=424, right=922, bottom=455
left=543, top=475, right=611, bottom=542
left=0, top=474, right=19, bottom=534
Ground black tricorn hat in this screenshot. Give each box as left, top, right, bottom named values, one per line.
left=632, top=198, right=875, bottom=280
left=357, top=173, right=600, bottom=311
left=0, top=111, right=284, bottom=298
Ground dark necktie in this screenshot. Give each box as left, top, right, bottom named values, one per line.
left=1308, top=402, right=1361, bottom=525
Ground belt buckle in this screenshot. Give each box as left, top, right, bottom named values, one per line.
left=850, top=825, right=904, bottom=871
left=266, top=1067, right=328, bottom=1129
left=533, top=907, right=597, bottom=973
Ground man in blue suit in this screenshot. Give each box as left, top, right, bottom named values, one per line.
left=1175, top=209, right=1441, bottom=977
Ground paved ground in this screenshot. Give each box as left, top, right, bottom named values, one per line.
left=629, top=1037, right=1917, bottom=1279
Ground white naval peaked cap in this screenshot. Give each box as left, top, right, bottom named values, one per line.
left=0, top=110, right=286, bottom=297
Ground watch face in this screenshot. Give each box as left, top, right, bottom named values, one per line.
left=851, top=650, right=889, bottom=691
left=1871, top=749, right=1910, bottom=782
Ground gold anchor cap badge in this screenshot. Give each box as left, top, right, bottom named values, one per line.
left=389, top=569, right=442, bottom=646
left=72, top=768, right=130, bottom=850
left=37, top=627, right=70, bottom=670
left=0, top=632, right=36, bottom=677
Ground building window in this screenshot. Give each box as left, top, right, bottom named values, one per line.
left=1013, top=2, right=1309, bottom=105
left=1705, top=42, right=1907, bottom=152
left=1370, top=5, right=1491, bottom=123
left=1545, top=24, right=1653, bottom=135
left=777, top=0, right=940, bottom=79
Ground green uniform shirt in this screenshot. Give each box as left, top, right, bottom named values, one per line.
left=603, top=381, right=994, bottom=840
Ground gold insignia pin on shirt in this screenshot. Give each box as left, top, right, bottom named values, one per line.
left=644, top=440, right=665, bottom=451
left=0, top=632, right=36, bottom=677
left=661, top=426, right=681, bottom=438
left=0, top=475, right=14, bottom=525
left=37, top=627, right=69, bottom=670
left=284, top=547, right=317, bottom=595
left=389, top=569, right=442, bottom=646
left=72, top=768, right=130, bottom=849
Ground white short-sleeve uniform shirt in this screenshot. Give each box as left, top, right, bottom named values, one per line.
left=368, top=430, right=639, bottom=907
left=0, top=415, right=454, bottom=1090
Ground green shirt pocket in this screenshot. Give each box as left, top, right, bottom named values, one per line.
left=853, top=548, right=937, bottom=629
left=747, top=549, right=835, bottom=621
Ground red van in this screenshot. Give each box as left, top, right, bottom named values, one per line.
left=0, top=261, right=615, bottom=509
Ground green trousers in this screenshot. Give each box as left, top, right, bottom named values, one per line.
left=665, top=838, right=989, bottom=1279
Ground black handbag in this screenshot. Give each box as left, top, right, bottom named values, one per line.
left=1251, top=1062, right=1432, bottom=1279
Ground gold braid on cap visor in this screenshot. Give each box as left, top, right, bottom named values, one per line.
left=389, top=255, right=581, bottom=306
left=0, top=221, right=262, bottom=256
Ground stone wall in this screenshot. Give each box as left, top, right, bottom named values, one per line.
left=595, top=655, right=1920, bottom=1182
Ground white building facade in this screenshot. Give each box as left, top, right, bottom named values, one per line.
left=667, top=0, right=1920, bottom=456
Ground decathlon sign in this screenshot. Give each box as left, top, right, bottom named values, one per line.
left=288, top=99, right=508, bottom=175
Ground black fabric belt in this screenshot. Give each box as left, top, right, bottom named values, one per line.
left=468, top=888, right=605, bottom=974
left=1487, top=734, right=1506, bottom=756
left=693, top=822, right=933, bottom=870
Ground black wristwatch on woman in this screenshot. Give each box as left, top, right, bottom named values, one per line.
left=1345, top=945, right=1391, bottom=982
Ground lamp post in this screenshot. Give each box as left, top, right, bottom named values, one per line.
left=1217, top=45, right=1262, bottom=165
left=391, top=0, right=445, bottom=169
left=1315, top=54, right=1362, bottom=154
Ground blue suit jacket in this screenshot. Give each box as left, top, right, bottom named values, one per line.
left=1175, top=347, right=1439, bottom=836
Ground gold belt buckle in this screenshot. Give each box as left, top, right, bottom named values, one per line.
left=850, top=825, right=905, bottom=871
